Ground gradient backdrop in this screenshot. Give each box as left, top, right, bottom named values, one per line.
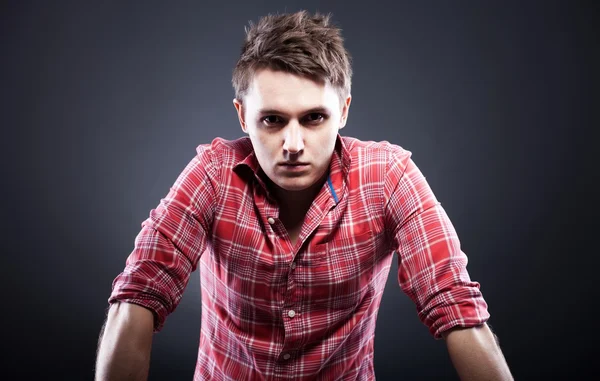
left=2, top=1, right=596, bottom=380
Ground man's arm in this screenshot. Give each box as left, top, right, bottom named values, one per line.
left=95, top=302, right=155, bottom=381
left=443, top=323, right=513, bottom=381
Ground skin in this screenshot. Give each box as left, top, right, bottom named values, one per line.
left=95, top=302, right=154, bottom=381
left=443, top=324, right=514, bottom=380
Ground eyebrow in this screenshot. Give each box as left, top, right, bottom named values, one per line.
left=257, top=107, right=330, bottom=116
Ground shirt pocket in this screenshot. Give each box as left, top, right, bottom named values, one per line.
left=308, top=230, right=375, bottom=311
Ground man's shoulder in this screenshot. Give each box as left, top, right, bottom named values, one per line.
left=341, top=135, right=412, bottom=164
left=195, top=136, right=253, bottom=166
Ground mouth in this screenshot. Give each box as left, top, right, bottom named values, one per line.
left=278, top=163, right=310, bottom=171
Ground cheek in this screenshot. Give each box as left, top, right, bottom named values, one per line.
left=322, top=126, right=339, bottom=151
left=257, top=133, right=271, bottom=146
left=250, top=131, right=277, bottom=158
left=311, top=129, right=338, bottom=163
left=258, top=136, right=276, bottom=154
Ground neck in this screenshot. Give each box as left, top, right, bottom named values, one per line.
left=270, top=171, right=328, bottom=216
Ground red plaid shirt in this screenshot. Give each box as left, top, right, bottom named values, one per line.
left=109, top=134, right=489, bottom=380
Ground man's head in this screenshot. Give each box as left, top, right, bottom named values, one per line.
left=232, top=11, right=353, bottom=193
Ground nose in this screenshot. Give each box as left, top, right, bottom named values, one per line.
left=282, top=121, right=304, bottom=155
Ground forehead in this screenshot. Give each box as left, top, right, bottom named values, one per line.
left=245, top=69, right=340, bottom=112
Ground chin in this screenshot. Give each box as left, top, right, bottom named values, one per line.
left=271, top=175, right=318, bottom=192
left=276, top=181, right=313, bottom=192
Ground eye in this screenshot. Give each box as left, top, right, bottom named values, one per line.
left=304, top=113, right=326, bottom=124
left=261, top=115, right=284, bottom=126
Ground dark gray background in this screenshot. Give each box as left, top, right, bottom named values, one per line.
left=2, top=0, right=596, bottom=380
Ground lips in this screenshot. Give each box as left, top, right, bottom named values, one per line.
left=278, top=162, right=309, bottom=172
left=279, top=162, right=309, bottom=166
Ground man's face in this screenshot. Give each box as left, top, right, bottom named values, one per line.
left=234, top=68, right=351, bottom=192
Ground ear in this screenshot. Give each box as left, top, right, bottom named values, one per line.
left=339, top=95, right=352, bottom=129
left=233, top=98, right=247, bottom=133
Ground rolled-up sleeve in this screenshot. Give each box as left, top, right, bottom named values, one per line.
left=384, top=147, right=490, bottom=339
left=108, top=144, right=219, bottom=332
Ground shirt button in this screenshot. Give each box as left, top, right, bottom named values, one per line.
left=290, top=262, right=296, bottom=269
left=267, top=217, right=275, bottom=224
left=283, top=353, right=291, bottom=360
left=288, top=310, right=296, bottom=318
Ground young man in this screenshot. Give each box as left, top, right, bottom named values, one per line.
left=95, top=11, right=513, bottom=381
